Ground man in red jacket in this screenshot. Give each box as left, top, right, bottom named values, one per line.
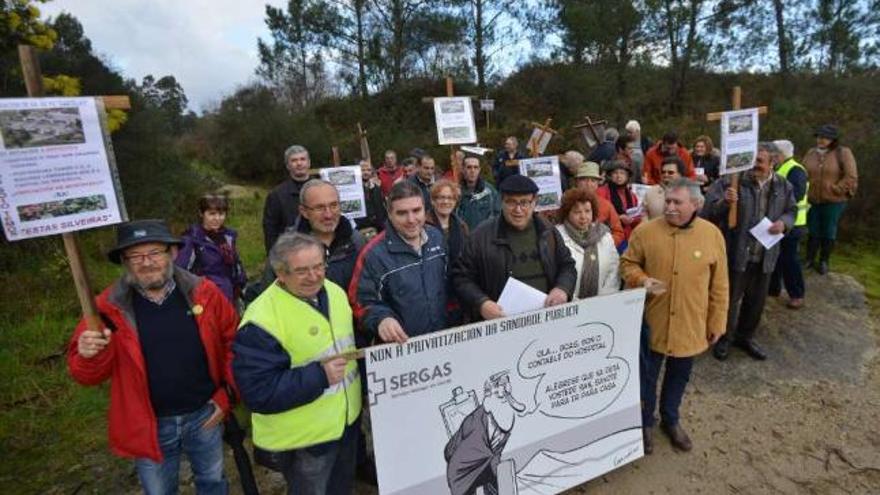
left=643, top=131, right=696, bottom=185
left=67, top=219, right=238, bottom=495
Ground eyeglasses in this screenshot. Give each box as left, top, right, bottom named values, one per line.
left=124, top=247, right=170, bottom=265
left=291, top=262, right=327, bottom=278
left=503, top=198, right=535, bottom=210
left=434, top=195, right=456, bottom=202
left=302, top=202, right=340, bottom=213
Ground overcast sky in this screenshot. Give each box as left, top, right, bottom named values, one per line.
left=41, top=0, right=284, bottom=112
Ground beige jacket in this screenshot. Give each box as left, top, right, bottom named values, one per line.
left=620, top=217, right=729, bottom=357
left=802, top=145, right=858, bottom=204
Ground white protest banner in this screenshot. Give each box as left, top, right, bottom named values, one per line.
left=367, top=289, right=646, bottom=495
left=0, top=97, right=126, bottom=241
left=319, top=165, right=367, bottom=220
left=479, top=99, right=495, bottom=111
left=719, top=107, right=759, bottom=176
left=434, top=97, right=477, bottom=145
left=518, top=155, right=563, bottom=211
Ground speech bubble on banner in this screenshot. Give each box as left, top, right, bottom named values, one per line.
left=517, top=322, right=630, bottom=419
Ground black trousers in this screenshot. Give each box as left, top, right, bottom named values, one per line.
left=726, top=261, right=772, bottom=341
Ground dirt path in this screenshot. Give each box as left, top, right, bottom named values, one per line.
left=577, top=271, right=880, bottom=494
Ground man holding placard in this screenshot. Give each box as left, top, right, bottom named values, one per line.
left=453, top=175, right=576, bottom=321
left=67, top=219, right=239, bottom=494
left=703, top=142, right=796, bottom=361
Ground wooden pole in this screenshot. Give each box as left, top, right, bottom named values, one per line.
left=727, top=86, right=742, bottom=229
left=446, top=76, right=461, bottom=183
left=357, top=122, right=371, bottom=165
left=18, top=45, right=102, bottom=331
left=331, top=146, right=341, bottom=167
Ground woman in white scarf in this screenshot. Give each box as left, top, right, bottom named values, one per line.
left=555, top=188, right=620, bottom=298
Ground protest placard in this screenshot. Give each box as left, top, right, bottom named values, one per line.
left=319, top=165, right=366, bottom=220
left=367, top=289, right=646, bottom=495
left=433, top=97, right=477, bottom=145
left=518, top=155, right=563, bottom=211
left=0, top=97, right=126, bottom=241
left=719, top=107, right=760, bottom=176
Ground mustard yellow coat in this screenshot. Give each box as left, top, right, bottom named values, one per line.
left=620, top=217, right=729, bottom=357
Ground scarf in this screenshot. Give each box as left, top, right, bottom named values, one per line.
left=563, top=221, right=609, bottom=298
left=608, top=182, right=634, bottom=215
left=205, top=228, right=236, bottom=266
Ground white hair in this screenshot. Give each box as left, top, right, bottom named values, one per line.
left=625, top=120, right=641, bottom=134
left=773, top=140, right=794, bottom=160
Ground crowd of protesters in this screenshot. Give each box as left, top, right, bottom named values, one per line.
left=67, top=123, right=858, bottom=495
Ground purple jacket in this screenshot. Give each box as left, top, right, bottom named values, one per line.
left=175, top=224, right=247, bottom=303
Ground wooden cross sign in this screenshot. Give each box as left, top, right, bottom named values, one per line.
left=573, top=116, right=607, bottom=153
left=11, top=45, right=131, bottom=333
left=706, top=86, right=768, bottom=229
left=527, top=118, right=559, bottom=158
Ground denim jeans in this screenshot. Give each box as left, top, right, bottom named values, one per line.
left=641, top=351, right=694, bottom=427
left=134, top=402, right=227, bottom=495
left=279, top=422, right=359, bottom=495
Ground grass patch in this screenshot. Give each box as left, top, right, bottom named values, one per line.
left=834, top=240, right=880, bottom=312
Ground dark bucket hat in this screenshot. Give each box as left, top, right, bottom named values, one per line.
left=814, top=124, right=839, bottom=141
left=108, top=219, right=182, bottom=264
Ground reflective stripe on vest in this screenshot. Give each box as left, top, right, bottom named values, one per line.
left=777, top=158, right=809, bottom=227
left=240, top=280, right=362, bottom=451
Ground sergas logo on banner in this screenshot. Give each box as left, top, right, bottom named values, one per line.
left=389, top=362, right=452, bottom=391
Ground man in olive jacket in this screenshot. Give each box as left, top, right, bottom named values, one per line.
left=452, top=175, right=576, bottom=322
left=621, top=178, right=729, bottom=454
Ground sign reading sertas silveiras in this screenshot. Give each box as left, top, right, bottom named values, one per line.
left=0, top=97, right=126, bottom=241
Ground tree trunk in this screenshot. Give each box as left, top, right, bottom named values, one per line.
left=664, top=0, right=680, bottom=113
left=614, top=34, right=630, bottom=125
left=772, top=0, right=790, bottom=78
left=391, top=0, right=404, bottom=86
left=355, top=0, right=368, bottom=99
left=474, top=0, right=486, bottom=96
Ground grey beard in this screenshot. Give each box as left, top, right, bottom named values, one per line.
left=125, top=263, right=174, bottom=291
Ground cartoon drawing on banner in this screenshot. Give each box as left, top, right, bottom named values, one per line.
left=432, top=321, right=634, bottom=495
left=443, top=372, right=526, bottom=495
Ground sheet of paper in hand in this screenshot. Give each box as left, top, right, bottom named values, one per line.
left=749, top=217, right=784, bottom=249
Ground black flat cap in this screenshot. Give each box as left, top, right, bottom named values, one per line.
left=108, top=219, right=182, bottom=264
left=499, top=174, right=539, bottom=195
left=814, top=124, right=839, bottom=140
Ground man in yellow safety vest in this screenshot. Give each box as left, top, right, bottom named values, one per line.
left=769, top=140, right=809, bottom=309
left=233, top=232, right=361, bottom=495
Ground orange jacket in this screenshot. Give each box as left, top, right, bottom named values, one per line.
left=643, top=143, right=696, bottom=185
left=595, top=196, right=626, bottom=247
